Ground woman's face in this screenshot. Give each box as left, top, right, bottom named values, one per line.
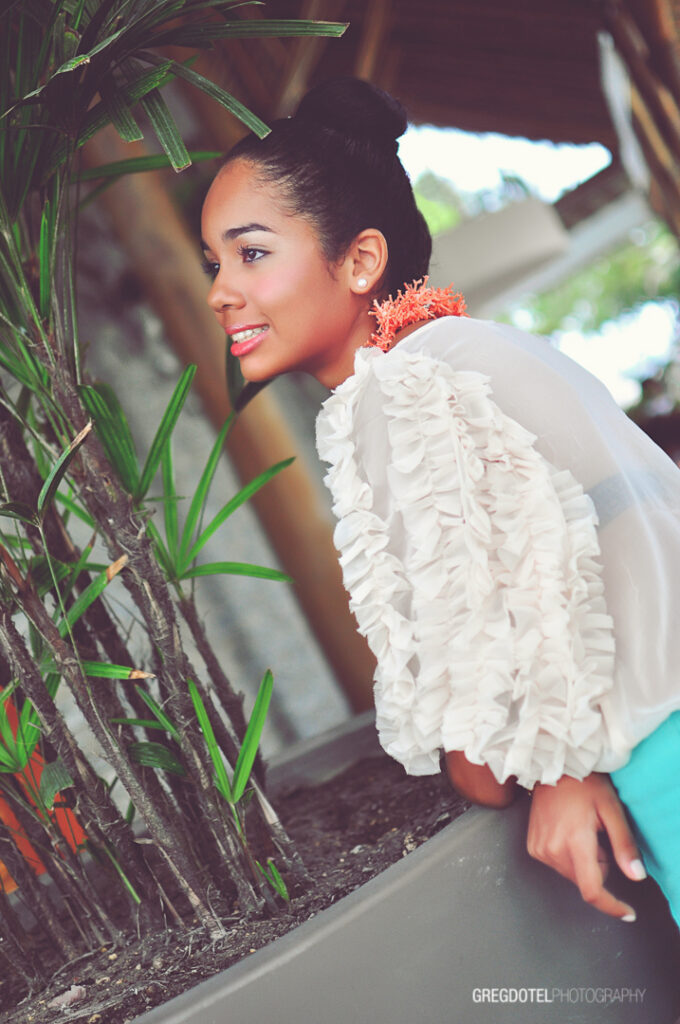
left=201, top=160, right=369, bottom=388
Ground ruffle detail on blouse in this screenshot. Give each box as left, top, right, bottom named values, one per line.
left=316, top=345, right=616, bottom=789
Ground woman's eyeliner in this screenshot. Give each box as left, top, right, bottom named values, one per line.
left=237, top=245, right=266, bottom=263
left=201, top=246, right=265, bottom=277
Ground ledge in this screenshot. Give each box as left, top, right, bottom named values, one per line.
left=135, top=715, right=680, bottom=1024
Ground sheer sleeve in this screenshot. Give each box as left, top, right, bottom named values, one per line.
left=316, top=343, right=616, bottom=789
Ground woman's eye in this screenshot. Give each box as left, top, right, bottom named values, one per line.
left=237, top=245, right=265, bottom=264
left=201, top=259, right=219, bottom=280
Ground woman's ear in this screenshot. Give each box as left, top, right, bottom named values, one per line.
left=345, top=228, right=388, bottom=296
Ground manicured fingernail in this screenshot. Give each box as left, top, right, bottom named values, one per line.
left=630, top=858, right=647, bottom=880
left=621, top=911, right=637, bottom=923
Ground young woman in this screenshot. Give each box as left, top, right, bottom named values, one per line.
left=200, top=77, right=680, bottom=928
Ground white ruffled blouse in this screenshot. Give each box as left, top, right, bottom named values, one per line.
left=315, top=317, right=680, bottom=789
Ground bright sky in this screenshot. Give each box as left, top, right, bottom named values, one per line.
left=398, top=125, right=676, bottom=407
left=399, top=125, right=612, bottom=202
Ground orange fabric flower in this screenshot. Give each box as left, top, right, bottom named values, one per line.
left=368, top=277, right=467, bottom=352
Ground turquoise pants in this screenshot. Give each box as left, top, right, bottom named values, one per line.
left=610, top=711, right=680, bottom=928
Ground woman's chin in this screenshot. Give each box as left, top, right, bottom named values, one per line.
left=240, top=364, right=273, bottom=384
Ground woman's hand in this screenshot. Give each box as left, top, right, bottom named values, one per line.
left=527, top=773, right=646, bottom=920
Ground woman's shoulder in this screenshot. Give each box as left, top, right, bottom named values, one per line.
left=400, top=315, right=569, bottom=372
left=401, top=315, right=620, bottom=415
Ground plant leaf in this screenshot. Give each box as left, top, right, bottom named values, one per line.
left=98, top=842, right=141, bottom=904
left=0, top=501, right=38, bottom=525
left=0, top=747, right=19, bottom=770
left=178, top=413, right=234, bottom=565
left=139, top=89, right=191, bottom=172
left=0, top=692, right=19, bottom=766
left=161, top=440, right=178, bottom=561
left=180, top=561, right=291, bottom=583
left=128, top=741, right=185, bottom=776
left=43, top=60, right=178, bottom=179
left=256, top=856, right=289, bottom=900
left=59, top=555, right=127, bottom=637
left=9, top=23, right=128, bottom=109
left=38, top=198, right=52, bottom=318
left=232, top=668, right=272, bottom=803
left=39, top=760, right=74, bottom=810
left=100, top=77, right=144, bottom=143
left=136, top=364, right=196, bottom=501
left=31, top=555, right=73, bottom=598
left=37, top=422, right=92, bottom=518
left=81, top=661, right=154, bottom=680
left=55, top=491, right=95, bottom=528
left=80, top=382, right=139, bottom=494
left=153, top=18, right=348, bottom=48
left=181, top=457, right=294, bottom=570
left=134, top=686, right=180, bottom=742
left=141, top=53, right=269, bottom=139
left=18, top=673, right=57, bottom=764
left=188, top=679, right=232, bottom=801
left=75, top=150, right=222, bottom=181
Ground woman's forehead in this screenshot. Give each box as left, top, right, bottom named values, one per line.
left=208, top=161, right=280, bottom=210
left=202, top=162, right=314, bottom=245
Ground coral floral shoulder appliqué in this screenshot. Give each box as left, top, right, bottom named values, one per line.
left=367, top=277, right=467, bottom=352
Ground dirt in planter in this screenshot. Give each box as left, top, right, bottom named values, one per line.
left=1, top=755, right=467, bottom=1024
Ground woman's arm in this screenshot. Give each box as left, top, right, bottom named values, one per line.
left=528, top=772, right=646, bottom=920
left=445, top=750, right=517, bottom=808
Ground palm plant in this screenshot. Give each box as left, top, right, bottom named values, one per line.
left=0, top=0, right=345, bottom=994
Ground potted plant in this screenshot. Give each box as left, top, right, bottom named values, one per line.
left=0, top=0, right=344, bottom=1006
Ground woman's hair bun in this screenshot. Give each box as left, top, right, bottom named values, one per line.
left=294, top=77, right=407, bottom=150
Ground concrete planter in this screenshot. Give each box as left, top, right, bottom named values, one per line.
left=135, top=714, right=680, bottom=1024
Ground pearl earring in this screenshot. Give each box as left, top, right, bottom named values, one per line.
left=357, top=277, right=368, bottom=289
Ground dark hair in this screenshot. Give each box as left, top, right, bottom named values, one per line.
left=223, top=78, right=431, bottom=295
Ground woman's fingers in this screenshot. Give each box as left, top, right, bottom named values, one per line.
left=597, top=786, right=647, bottom=883
left=570, top=830, right=637, bottom=921
left=527, top=773, right=641, bottom=920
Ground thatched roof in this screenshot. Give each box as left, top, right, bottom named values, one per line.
left=177, top=1, right=680, bottom=232
left=304, top=0, right=617, bottom=147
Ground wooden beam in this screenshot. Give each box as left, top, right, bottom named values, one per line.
left=630, top=82, right=680, bottom=189
left=275, top=0, right=345, bottom=117
left=234, top=1, right=290, bottom=71
left=220, top=39, right=274, bottom=113
left=630, top=85, right=680, bottom=236
left=81, top=127, right=377, bottom=712
left=629, top=0, right=680, bottom=101
left=606, top=4, right=680, bottom=163
left=353, top=0, right=390, bottom=80
left=375, top=41, right=401, bottom=96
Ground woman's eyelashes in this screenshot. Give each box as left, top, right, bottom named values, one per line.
left=201, top=245, right=266, bottom=278
left=236, top=244, right=266, bottom=263
left=201, top=258, right=219, bottom=279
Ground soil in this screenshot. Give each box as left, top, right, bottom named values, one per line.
left=1, top=754, right=468, bottom=1024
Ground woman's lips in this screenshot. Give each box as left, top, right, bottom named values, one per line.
left=229, top=325, right=269, bottom=356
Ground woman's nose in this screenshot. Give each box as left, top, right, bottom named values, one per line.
left=207, top=272, right=244, bottom=315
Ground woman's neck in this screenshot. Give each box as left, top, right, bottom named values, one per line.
left=316, top=316, right=430, bottom=391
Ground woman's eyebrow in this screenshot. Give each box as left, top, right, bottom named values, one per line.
left=201, top=223, right=274, bottom=251
left=223, top=222, right=273, bottom=241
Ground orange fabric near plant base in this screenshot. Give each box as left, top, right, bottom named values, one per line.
left=0, top=695, right=86, bottom=893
